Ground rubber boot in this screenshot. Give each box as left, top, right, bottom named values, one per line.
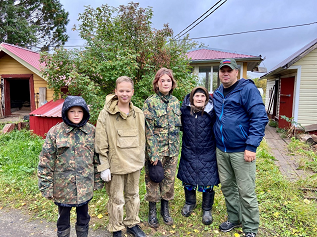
left=148, top=202, right=159, bottom=228
left=202, top=189, right=215, bottom=225
left=160, top=199, right=173, bottom=225
left=57, top=227, right=70, bottom=237
left=181, top=188, right=196, bottom=217
left=75, top=224, right=89, bottom=237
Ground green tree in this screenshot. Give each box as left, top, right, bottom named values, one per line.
left=252, top=77, right=267, bottom=97
left=0, top=0, right=69, bottom=51
left=41, top=2, right=200, bottom=123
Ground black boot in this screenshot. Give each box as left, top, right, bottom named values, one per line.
left=148, top=202, right=159, bottom=228
left=57, top=227, right=70, bottom=237
left=160, top=199, right=173, bottom=225
left=181, top=188, right=197, bottom=217
left=202, top=189, right=215, bottom=225
left=75, top=224, right=88, bottom=237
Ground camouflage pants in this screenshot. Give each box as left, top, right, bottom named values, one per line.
left=145, top=156, right=178, bottom=202
left=105, top=170, right=141, bottom=232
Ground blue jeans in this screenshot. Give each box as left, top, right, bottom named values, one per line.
left=216, top=148, right=259, bottom=234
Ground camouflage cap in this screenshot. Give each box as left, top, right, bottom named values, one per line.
left=149, top=160, right=164, bottom=183
left=219, top=58, right=238, bottom=69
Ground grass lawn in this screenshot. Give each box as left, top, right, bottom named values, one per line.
left=0, top=129, right=317, bottom=236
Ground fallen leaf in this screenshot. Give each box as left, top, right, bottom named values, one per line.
left=303, top=199, right=310, bottom=204
left=97, top=214, right=103, bottom=219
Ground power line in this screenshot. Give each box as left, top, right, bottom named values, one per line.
left=177, top=21, right=317, bottom=41
left=42, top=21, right=317, bottom=48
left=175, top=0, right=226, bottom=39
left=176, top=0, right=227, bottom=39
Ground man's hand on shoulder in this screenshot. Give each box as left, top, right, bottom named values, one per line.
left=244, top=150, right=256, bottom=162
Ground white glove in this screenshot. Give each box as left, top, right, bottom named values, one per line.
left=101, top=169, right=111, bottom=182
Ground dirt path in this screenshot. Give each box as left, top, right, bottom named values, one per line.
left=264, top=125, right=313, bottom=181
left=0, top=207, right=110, bottom=237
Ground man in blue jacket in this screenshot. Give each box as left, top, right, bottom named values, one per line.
left=213, top=58, right=268, bottom=237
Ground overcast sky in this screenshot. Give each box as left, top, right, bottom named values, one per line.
left=59, top=0, right=317, bottom=78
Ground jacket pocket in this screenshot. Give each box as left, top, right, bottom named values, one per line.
left=239, top=125, right=248, bottom=139
left=155, top=109, right=167, bottom=128
left=117, top=129, right=139, bottom=148
left=56, top=140, right=70, bottom=155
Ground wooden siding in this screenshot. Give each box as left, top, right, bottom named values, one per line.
left=265, top=79, right=275, bottom=112
left=293, top=48, right=317, bottom=126
left=0, top=54, right=54, bottom=107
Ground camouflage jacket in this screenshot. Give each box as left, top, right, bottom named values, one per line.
left=143, top=92, right=181, bottom=162
left=38, top=122, right=103, bottom=205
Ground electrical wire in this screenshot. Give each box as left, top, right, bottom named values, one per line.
left=177, top=21, right=317, bottom=41
left=36, top=21, right=317, bottom=48
left=174, top=0, right=226, bottom=39
left=176, top=0, right=227, bottom=39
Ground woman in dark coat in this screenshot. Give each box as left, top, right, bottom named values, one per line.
left=177, top=86, right=220, bottom=225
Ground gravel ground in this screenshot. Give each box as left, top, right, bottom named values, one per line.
left=0, top=208, right=111, bottom=237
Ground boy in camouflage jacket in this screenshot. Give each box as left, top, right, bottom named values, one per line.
left=143, top=68, right=181, bottom=228
left=38, top=96, right=103, bottom=237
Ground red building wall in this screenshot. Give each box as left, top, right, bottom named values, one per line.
left=29, top=116, right=63, bottom=138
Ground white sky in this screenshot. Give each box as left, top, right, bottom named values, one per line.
left=59, top=0, right=317, bottom=78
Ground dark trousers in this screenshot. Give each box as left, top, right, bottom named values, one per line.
left=57, top=203, right=90, bottom=231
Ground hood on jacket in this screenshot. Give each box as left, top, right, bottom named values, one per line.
left=103, top=94, right=134, bottom=120
left=182, top=92, right=213, bottom=114
left=62, top=96, right=90, bottom=127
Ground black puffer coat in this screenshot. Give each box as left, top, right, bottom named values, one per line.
left=177, top=94, right=220, bottom=186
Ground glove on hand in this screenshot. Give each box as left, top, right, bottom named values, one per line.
left=101, top=169, right=111, bottom=182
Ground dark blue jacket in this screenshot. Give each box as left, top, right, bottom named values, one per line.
left=213, top=79, right=268, bottom=153
left=177, top=94, right=220, bottom=186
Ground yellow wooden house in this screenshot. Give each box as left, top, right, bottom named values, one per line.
left=261, top=37, right=317, bottom=130
left=0, top=43, right=54, bottom=117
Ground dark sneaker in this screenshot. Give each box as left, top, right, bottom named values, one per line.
left=127, top=225, right=146, bottom=237
left=219, top=221, right=241, bottom=232
left=113, top=230, right=122, bottom=237
left=245, top=233, right=256, bottom=237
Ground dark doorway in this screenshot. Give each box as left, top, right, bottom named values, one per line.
left=9, top=79, right=31, bottom=113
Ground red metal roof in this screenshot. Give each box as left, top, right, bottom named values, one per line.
left=187, top=48, right=258, bottom=61
left=0, top=42, right=43, bottom=70
left=30, top=99, right=64, bottom=118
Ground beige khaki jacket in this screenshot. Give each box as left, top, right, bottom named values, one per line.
left=95, top=94, right=145, bottom=174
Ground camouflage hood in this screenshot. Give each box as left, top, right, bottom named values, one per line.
left=62, top=96, right=90, bottom=127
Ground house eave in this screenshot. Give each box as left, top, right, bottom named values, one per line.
left=0, top=45, right=44, bottom=79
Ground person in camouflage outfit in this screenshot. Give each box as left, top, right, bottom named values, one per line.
left=38, top=96, right=103, bottom=237
left=143, top=68, right=181, bottom=228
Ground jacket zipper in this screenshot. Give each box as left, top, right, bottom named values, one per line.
left=216, top=91, right=227, bottom=152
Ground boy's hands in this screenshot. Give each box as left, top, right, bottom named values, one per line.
left=101, top=169, right=111, bottom=182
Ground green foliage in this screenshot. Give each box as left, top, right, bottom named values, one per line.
left=40, top=2, right=199, bottom=123
left=0, top=0, right=69, bottom=51
left=268, top=119, right=278, bottom=128
left=252, top=78, right=267, bottom=96
left=1, top=131, right=317, bottom=236
left=287, top=137, right=317, bottom=172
